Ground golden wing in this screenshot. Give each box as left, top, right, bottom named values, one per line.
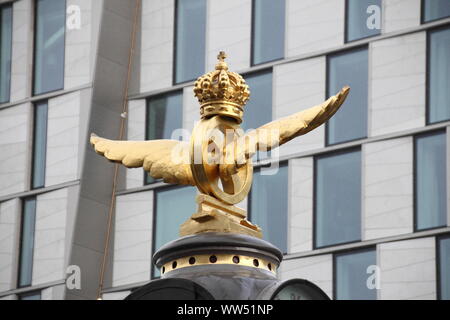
left=90, top=135, right=194, bottom=185
left=237, top=86, right=350, bottom=161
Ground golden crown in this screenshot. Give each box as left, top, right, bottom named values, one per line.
left=194, top=52, right=250, bottom=123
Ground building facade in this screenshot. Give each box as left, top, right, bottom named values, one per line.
left=0, top=0, right=449, bottom=300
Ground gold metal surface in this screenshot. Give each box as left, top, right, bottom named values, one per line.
left=180, top=194, right=262, bottom=238
left=194, top=52, right=249, bottom=123
left=190, top=116, right=253, bottom=205
left=90, top=52, right=350, bottom=238
left=90, top=137, right=194, bottom=186
left=161, top=253, right=278, bottom=276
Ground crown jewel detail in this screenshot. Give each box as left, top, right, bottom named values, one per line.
left=194, top=52, right=250, bottom=123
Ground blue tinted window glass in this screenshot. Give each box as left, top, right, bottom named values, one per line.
left=147, top=92, right=183, bottom=141
left=423, top=0, right=450, bottom=22
left=428, top=27, right=450, bottom=124
left=315, top=150, right=361, bottom=248
left=335, top=248, right=377, bottom=300
left=0, top=5, right=12, bottom=103
left=32, top=101, right=48, bottom=189
left=19, top=291, right=41, bottom=300
left=243, top=71, right=272, bottom=131
left=252, top=0, right=285, bottom=65
left=440, top=236, right=450, bottom=300
left=416, top=132, right=447, bottom=230
left=250, top=164, right=288, bottom=253
left=154, top=186, right=197, bottom=277
left=175, top=0, right=206, bottom=84
left=18, top=198, right=37, bottom=287
left=327, top=48, right=368, bottom=145
left=346, top=0, right=382, bottom=42
left=145, top=92, right=183, bottom=184
left=34, top=0, right=66, bottom=95
left=243, top=71, right=272, bottom=161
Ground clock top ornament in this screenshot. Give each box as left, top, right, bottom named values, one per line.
left=194, top=51, right=250, bottom=123
left=91, top=52, right=350, bottom=238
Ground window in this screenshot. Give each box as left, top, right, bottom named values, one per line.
left=0, top=4, right=12, bottom=103
left=415, top=131, right=447, bottom=231
left=153, top=186, right=197, bottom=277
left=19, top=291, right=41, bottom=300
left=145, top=91, right=183, bottom=184
left=327, top=47, right=368, bottom=145
left=18, top=197, right=37, bottom=288
left=242, top=70, right=272, bottom=131
left=346, top=0, right=381, bottom=42
left=174, top=0, right=206, bottom=84
left=31, top=101, right=48, bottom=189
left=438, top=235, right=450, bottom=300
left=423, top=0, right=450, bottom=23
left=334, top=248, right=377, bottom=300
left=315, top=149, right=361, bottom=248
left=252, top=0, right=285, bottom=65
left=242, top=70, right=273, bottom=161
left=33, top=0, right=66, bottom=95
left=428, top=27, right=450, bottom=124
left=249, top=163, right=288, bottom=253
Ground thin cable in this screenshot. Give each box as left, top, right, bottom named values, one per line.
left=96, top=0, right=141, bottom=300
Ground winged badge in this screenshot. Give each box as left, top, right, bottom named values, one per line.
left=91, top=52, right=349, bottom=208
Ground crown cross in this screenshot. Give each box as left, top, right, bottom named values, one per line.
left=217, top=51, right=227, bottom=62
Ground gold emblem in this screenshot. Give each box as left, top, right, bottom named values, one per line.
left=90, top=52, right=350, bottom=238
left=194, top=51, right=250, bottom=123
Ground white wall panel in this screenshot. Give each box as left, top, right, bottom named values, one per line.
left=206, top=0, right=251, bottom=72
left=140, top=0, right=174, bottom=93
left=383, top=0, right=421, bottom=34
left=45, top=92, right=81, bottom=186
left=113, top=191, right=153, bottom=287
left=286, top=0, right=344, bottom=57
left=288, top=158, right=313, bottom=253
left=274, top=57, right=325, bottom=157
left=379, top=237, right=436, bottom=300
left=0, top=104, right=30, bottom=196
left=126, top=99, right=146, bottom=189
left=32, top=188, right=68, bottom=285
left=0, top=199, right=19, bottom=291
left=363, top=137, right=413, bottom=240
left=279, top=254, right=333, bottom=299
left=370, top=32, right=426, bottom=137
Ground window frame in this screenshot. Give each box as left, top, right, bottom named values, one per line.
left=250, top=0, right=286, bottom=67
left=421, top=0, right=450, bottom=24
left=325, top=45, right=369, bottom=146
left=413, top=129, right=447, bottom=232
left=344, top=0, right=382, bottom=44
left=18, top=290, right=41, bottom=300
left=425, top=25, right=450, bottom=126
left=151, top=185, right=164, bottom=279
left=436, top=233, right=450, bottom=300
left=30, top=100, right=48, bottom=190
left=248, top=161, right=289, bottom=219
left=172, top=0, right=179, bottom=85
left=313, top=147, right=363, bottom=250
left=0, top=3, right=13, bottom=104
left=151, top=185, right=196, bottom=279
left=332, top=246, right=377, bottom=300
left=17, top=197, right=37, bottom=288
left=172, top=0, right=207, bottom=85
left=248, top=161, right=288, bottom=254
left=32, top=0, right=67, bottom=97
left=240, top=67, right=274, bottom=131
left=239, top=68, right=274, bottom=164
left=143, top=90, right=183, bottom=186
